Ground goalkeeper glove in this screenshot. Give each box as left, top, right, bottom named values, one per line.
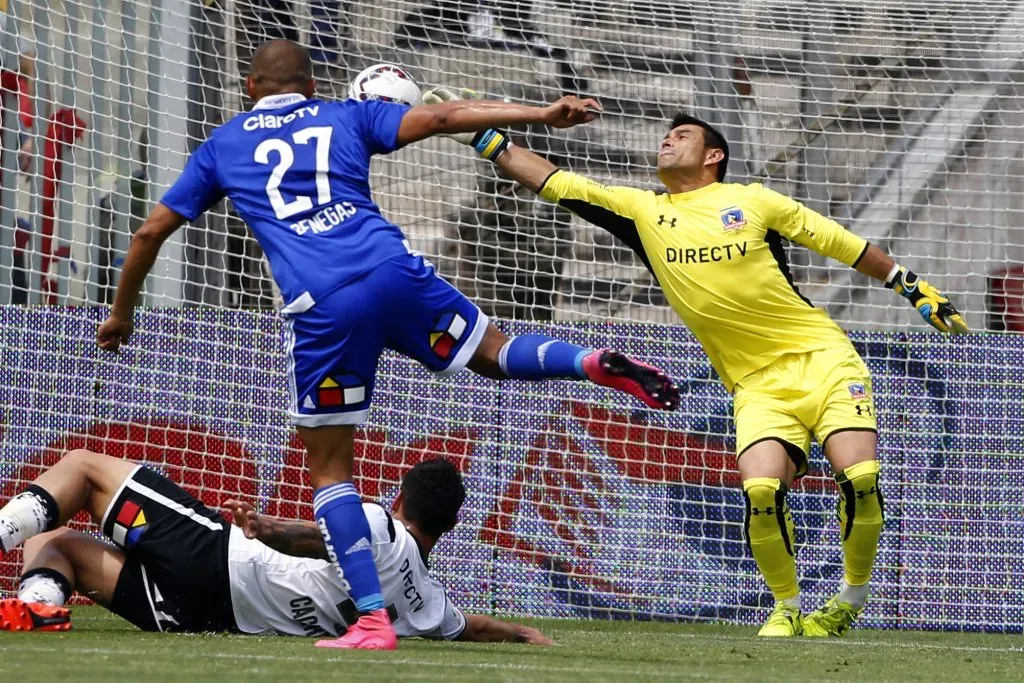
left=421, top=86, right=512, bottom=161
left=885, top=266, right=969, bottom=335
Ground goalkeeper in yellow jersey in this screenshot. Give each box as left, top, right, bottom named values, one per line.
left=423, top=87, right=968, bottom=637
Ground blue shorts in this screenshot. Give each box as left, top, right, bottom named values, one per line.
left=283, top=254, right=487, bottom=427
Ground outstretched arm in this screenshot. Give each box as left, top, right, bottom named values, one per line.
left=222, top=499, right=329, bottom=560
left=856, top=243, right=968, bottom=334
left=494, top=143, right=656, bottom=272
left=492, top=143, right=559, bottom=193
left=425, top=88, right=656, bottom=273
left=396, top=96, right=599, bottom=147
left=457, top=614, right=554, bottom=645
left=759, top=186, right=968, bottom=334
left=852, top=242, right=896, bottom=282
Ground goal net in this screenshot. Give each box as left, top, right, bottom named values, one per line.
left=1, top=0, right=1022, bottom=631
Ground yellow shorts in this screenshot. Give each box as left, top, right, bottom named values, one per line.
left=733, top=345, right=877, bottom=476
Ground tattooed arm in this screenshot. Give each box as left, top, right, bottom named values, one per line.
left=221, top=499, right=329, bottom=561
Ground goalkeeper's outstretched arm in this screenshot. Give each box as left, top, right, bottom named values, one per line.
left=854, top=242, right=969, bottom=334
left=491, top=144, right=653, bottom=265
left=492, top=143, right=560, bottom=193
left=758, top=185, right=968, bottom=335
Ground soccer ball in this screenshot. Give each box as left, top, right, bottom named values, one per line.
left=348, top=64, right=422, bottom=107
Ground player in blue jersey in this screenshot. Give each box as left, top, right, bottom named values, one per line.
left=97, top=40, right=680, bottom=651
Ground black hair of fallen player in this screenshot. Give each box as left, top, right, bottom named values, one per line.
left=669, top=112, right=730, bottom=182
left=400, top=458, right=466, bottom=537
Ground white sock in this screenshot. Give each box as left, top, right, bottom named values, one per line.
left=838, top=581, right=870, bottom=609
left=18, top=572, right=68, bottom=606
left=778, top=594, right=802, bottom=611
left=0, top=488, right=55, bottom=552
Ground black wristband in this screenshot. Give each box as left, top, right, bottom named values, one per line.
left=471, top=129, right=511, bottom=161
left=888, top=268, right=924, bottom=303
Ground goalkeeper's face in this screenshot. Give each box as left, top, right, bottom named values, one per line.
left=657, top=124, right=718, bottom=177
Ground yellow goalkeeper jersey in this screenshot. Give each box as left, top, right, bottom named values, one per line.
left=539, top=172, right=868, bottom=392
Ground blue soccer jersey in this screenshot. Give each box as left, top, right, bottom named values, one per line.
left=160, top=93, right=487, bottom=427
left=160, top=93, right=412, bottom=310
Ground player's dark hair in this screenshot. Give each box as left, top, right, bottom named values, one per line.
left=400, top=458, right=466, bottom=537
left=670, top=112, right=729, bottom=182
left=249, top=39, right=313, bottom=93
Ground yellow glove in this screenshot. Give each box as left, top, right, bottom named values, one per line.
left=887, top=267, right=969, bottom=335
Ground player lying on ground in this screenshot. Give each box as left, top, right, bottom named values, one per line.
left=423, top=87, right=968, bottom=637
left=0, top=449, right=551, bottom=644
left=96, top=39, right=678, bottom=650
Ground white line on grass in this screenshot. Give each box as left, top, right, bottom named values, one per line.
left=0, top=644, right=708, bottom=679
left=5, top=632, right=1021, bottom=671
left=636, top=631, right=1024, bottom=654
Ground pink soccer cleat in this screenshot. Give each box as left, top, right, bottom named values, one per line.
left=315, top=608, right=397, bottom=650
left=582, top=349, right=680, bottom=411
left=0, top=598, right=72, bottom=632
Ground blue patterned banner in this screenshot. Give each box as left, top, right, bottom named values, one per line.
left=0, top=308, right=1022, bottom=632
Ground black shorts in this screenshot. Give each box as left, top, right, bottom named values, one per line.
left=102, top=466, right=237, bottom=632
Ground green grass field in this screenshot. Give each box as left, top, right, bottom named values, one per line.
left=0, top=606, right=1021, bottom=682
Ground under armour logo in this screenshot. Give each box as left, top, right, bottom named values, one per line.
left=657, top=215, right=677, bottom=227
left=855, top=404, right=872, bottom=416
left=855, top=487, right=877, bottom=500
left=750, top=506, right=775, bottom=516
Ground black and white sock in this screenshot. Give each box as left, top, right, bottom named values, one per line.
left=0, top=485, right=60, bottom=553
left=18, top=567, right=71, bottom=606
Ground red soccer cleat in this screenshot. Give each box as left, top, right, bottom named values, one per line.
left=0, top=598, right=72, bottom=632
left=315, top=608, right=397, bottom=650
left=582, top=349, right=680, bottom=410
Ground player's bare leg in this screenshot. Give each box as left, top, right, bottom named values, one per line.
left=468, top=323, right=680, bottom=410
left=298, top=425, right=398, bottom=651
left=804, top=430, right=882, bottom=637
left=737, top=440, right=803, bottom=637
left=300, top=425, right=358, bottom=488
left=23, top=529, right=124, bottom=607
left=0, top=528, right=127, bottom=632
left=0, top=450, right=136, bottom=556
left=0, top=451, right=134, bottom=633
